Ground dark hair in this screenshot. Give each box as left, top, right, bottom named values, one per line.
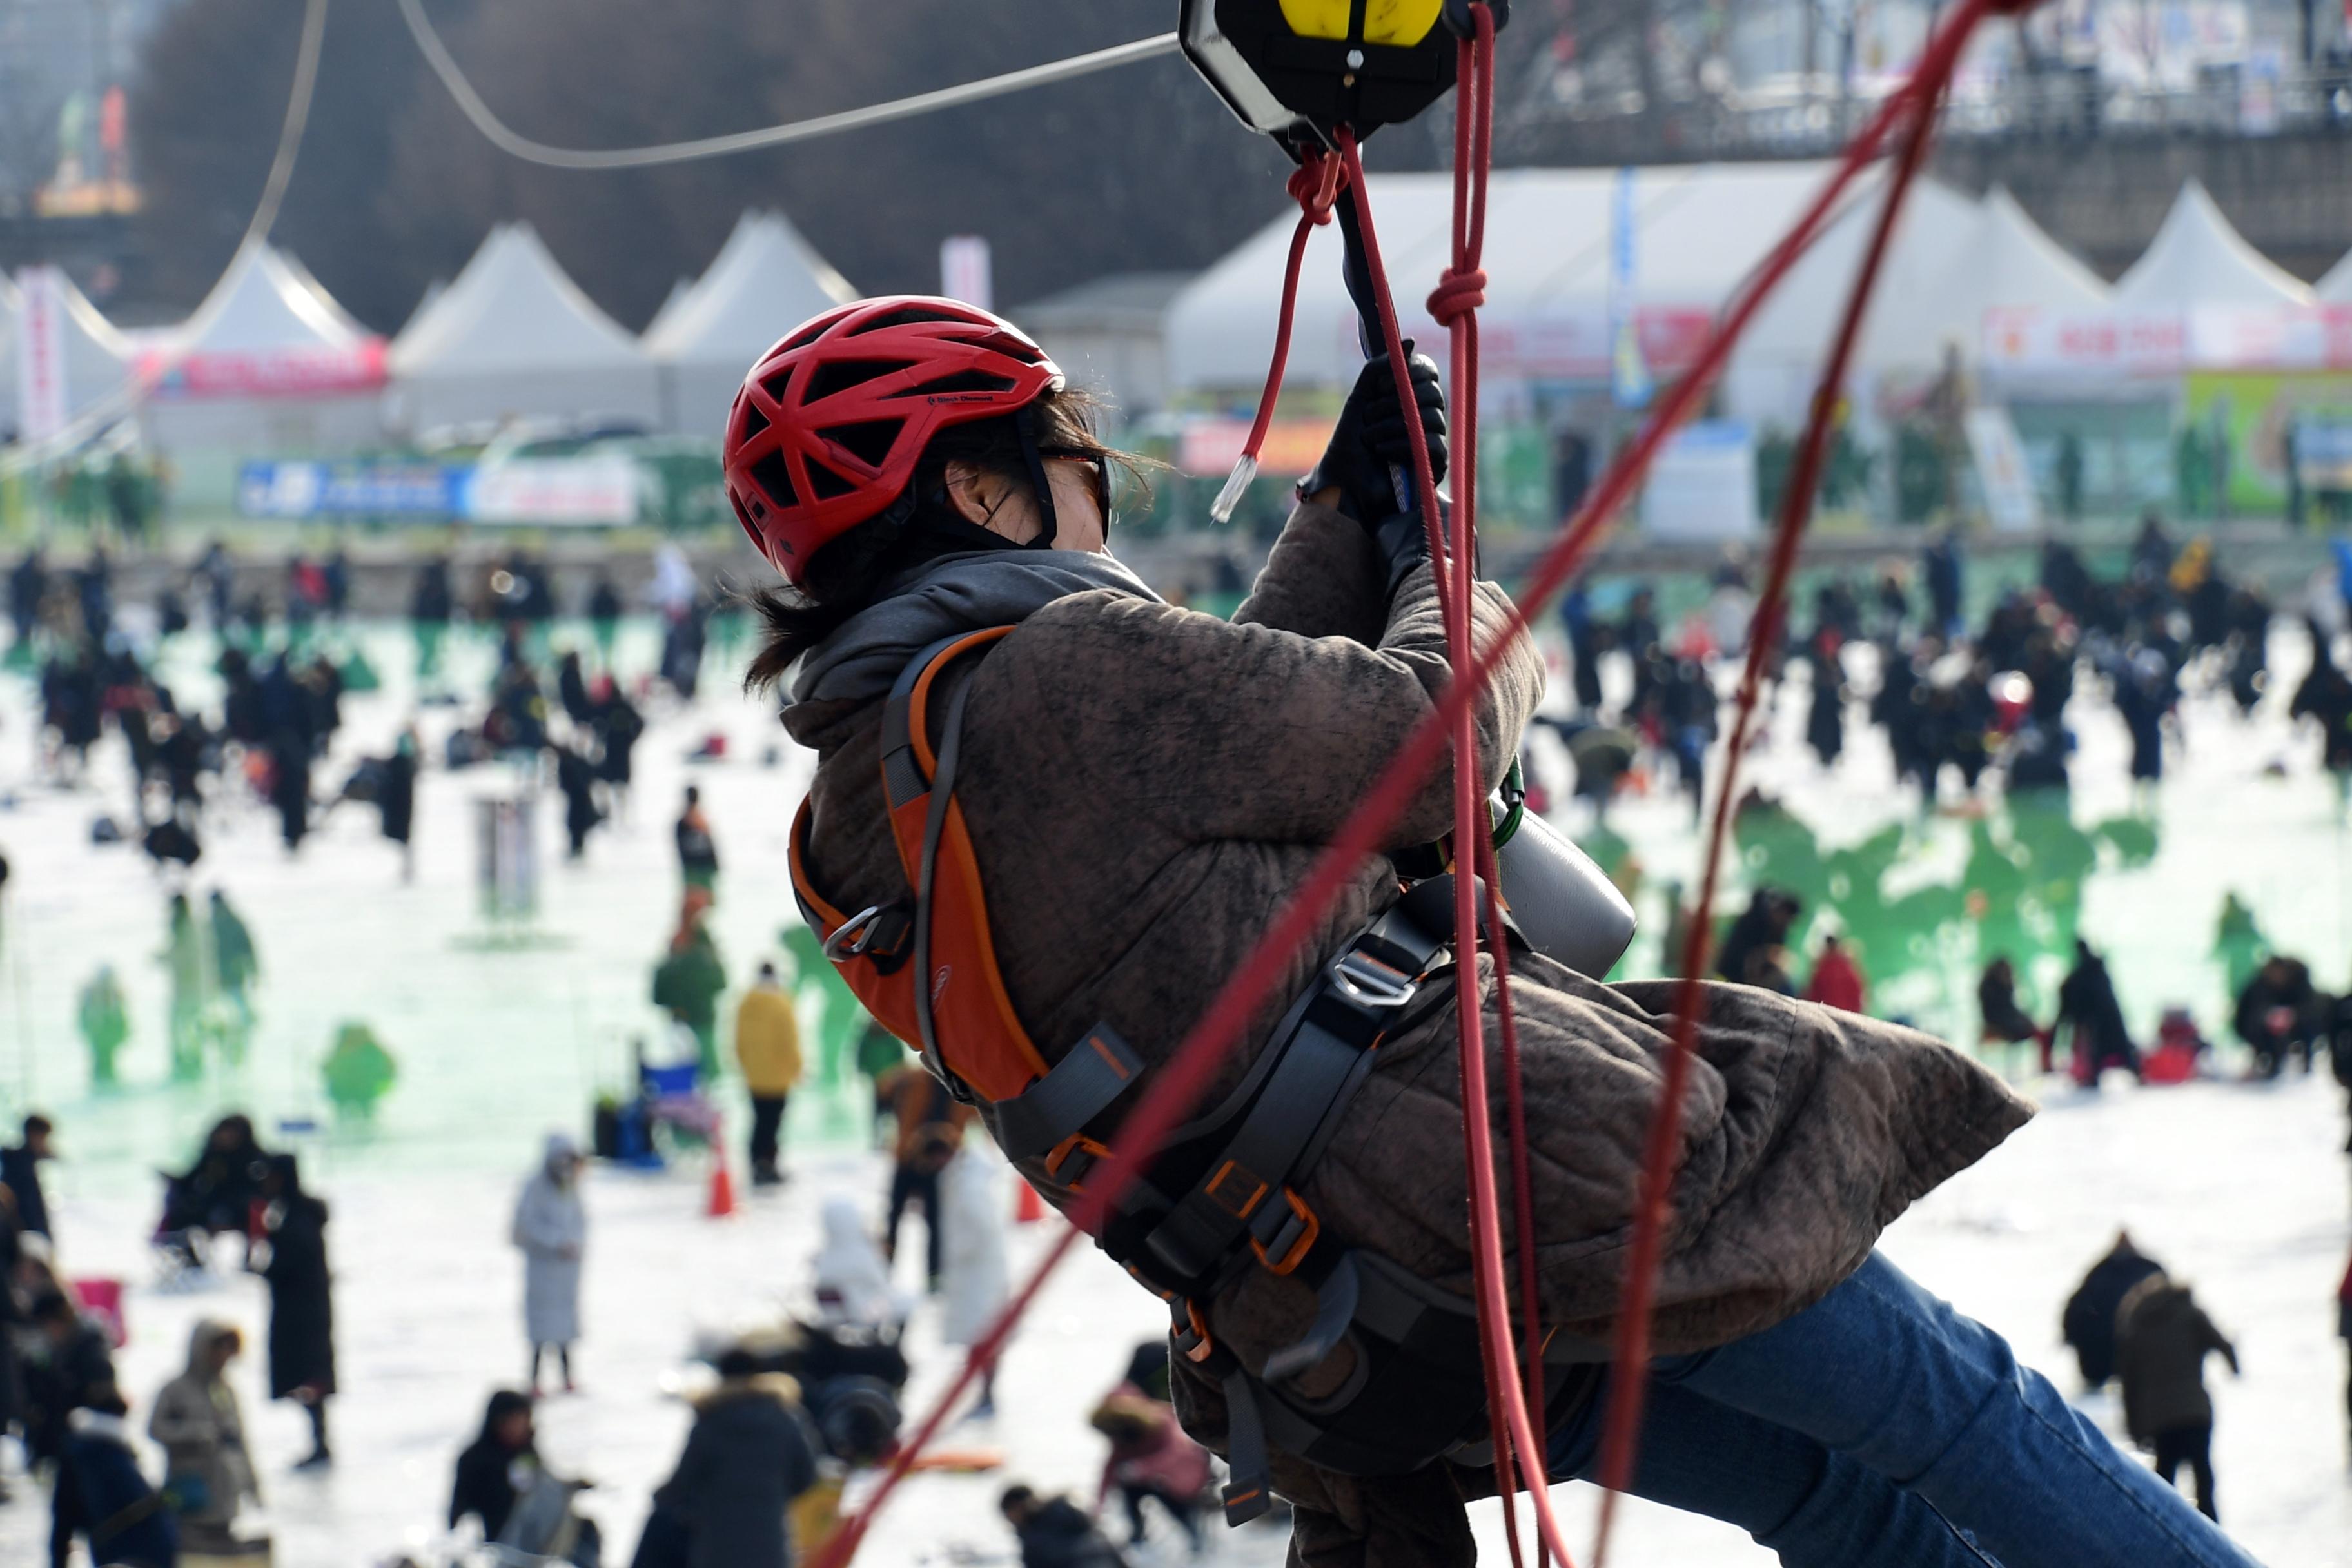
left=998, top=1484, right=1038, bottom=1516
left=85, top=1381, right=128, bottom=1418
left=758, top=961, right=777, bottom=981
left=482, top=1388, right=533, bottom=1442
left=30, top=1290, right=76, bottom=1324
left=23, top=1113, right=50, bottom=1138
left=716, top=1347, right=761, bottom=1380
left=743, top=385, right=1146, bottom=694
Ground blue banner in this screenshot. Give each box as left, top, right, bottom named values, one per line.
left=239, top=462, right=466, bottom=519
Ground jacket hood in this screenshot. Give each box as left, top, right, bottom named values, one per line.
left=784, top=549, right=1161, bottom=709
left=182, top=1318, right=239, bottom=1378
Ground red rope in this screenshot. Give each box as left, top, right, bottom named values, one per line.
left=1435, top=13, right=1551, bottom=1564
left=1342, top=6, right=1584, bottom=1554
left=810, top=6, right=2021, bottom=1558
left=1211, top=150, right=1344, bottom=522
left=1585, top=8, right=1990, bottom=1562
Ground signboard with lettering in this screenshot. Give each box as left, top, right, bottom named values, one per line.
left=14, top=266, right=71, bottom=444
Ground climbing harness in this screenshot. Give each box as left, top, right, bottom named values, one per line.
left=808, top=5, right=2034, bottom=1564
left=789, top=628, right=1136, bottom=1118
left=792, top=629, right=1625, bottom=1524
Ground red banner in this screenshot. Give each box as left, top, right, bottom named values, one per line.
left=137, top=338, right=387, bottom=399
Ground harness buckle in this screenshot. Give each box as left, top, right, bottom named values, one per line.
left=1331, top=948, right=1419, bottom=1010
left=1173, top=1299, right=1216, bottom=1363
left=1249, top=1188, right=1320, bottom=1277
left=1044, top=1133, right=1114, bottom=1193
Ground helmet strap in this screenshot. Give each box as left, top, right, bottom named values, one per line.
left=1015, top=406, right=1059, bottom=551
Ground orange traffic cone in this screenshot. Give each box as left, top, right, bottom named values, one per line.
left=707, top=1154, right=737, bottom=1219
left=1014, top=1179, right=1046, bottom=1225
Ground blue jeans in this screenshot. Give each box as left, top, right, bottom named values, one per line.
left=1546, top=1253, right=2263, bottom=1568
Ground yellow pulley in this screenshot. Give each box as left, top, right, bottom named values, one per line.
left=1179, top=0, right=1504, bottom=155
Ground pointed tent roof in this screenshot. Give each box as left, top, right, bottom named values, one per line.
left=397, top=277, right=449, bottom=338
left=1170, top=162, right=1866, bottom=393
left=391, top=222, right=649, bottom=373
left=175, top=242, right=371, bottom=353
left=2315, top=245, right=2352, bottom=304
left=644, top=210, right=856, bottom=365
left=1859, top=186, right=2112, bottom=369
left=643, top=275, right=696, bottom=344
left=2113, top=179, right=2310, bottom=311
left=1734, top=171, right=1985, bottom=375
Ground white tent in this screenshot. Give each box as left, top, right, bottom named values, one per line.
left=173, top=241, right=372, bottom=356
left=1886, top=186, right=2111, bottom=363
left=396, top=278, right=449, bottom=340
left=2112, top=179, right=2310, bottom=311
left=1725, top=182, right=2118, bottom=420
left=2314, top=246, right=2352, bottom=304
left=389, top=222, right=662, bottom=433
left=645, top=210, right=856, bottom=436
left=0, top=266, right=133, bottom=439
left=1164, top=161, right=1974, bottom=398
left=139, top=242, right=387, bottom=473
left=643, top=276, right=696, bottom=344
left=1723, top=172, right=1985, bottom=422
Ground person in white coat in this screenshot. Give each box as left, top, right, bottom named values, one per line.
left=937, top=1143, right=1012, bottom=1419
left=512, top=1134, right=586, bottom=1395
left=810, top=1196, right=907, bottom=1331
left=148, top=1319, right=259, bottom=1554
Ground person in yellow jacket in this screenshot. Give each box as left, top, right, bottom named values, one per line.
left=734, top=963, right=803, bottom=1187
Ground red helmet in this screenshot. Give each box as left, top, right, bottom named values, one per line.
left=724, top=296, right=1063, bottom=583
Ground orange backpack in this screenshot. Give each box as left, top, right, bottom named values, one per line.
left=788, top=629, right=1140, bottom=1161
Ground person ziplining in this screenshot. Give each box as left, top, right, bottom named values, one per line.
left=732, top=326, right=2255, bottom=1568
left=718, top=5, right=2264, bottom=1566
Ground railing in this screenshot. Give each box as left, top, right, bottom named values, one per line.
left=1505, top=63, right=2352, bottom=160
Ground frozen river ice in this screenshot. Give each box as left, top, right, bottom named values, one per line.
left=0, top=609, right=2345, bottom=1566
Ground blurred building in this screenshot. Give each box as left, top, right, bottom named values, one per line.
left=1011, top=271, right=1194, bottom=424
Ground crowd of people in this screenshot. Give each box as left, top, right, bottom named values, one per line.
left=1553, top=514, right=2352, bottom=818
left=0, top=1112, right=335, bottom=1566
left=0, top=1008, right=1213, bottom=1568
left=8, top=540, right=726, bottom=899
left=3, top=503, right=2349, bottom=1562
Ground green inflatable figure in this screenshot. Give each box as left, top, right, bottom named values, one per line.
left=2212, top=891, right=2269, bottom=1002
left=78, top=966, right=129, bottom=1088
left=781, top=923, right=863, bottom=1088
left=322, top=1021, right=398, bottom=1118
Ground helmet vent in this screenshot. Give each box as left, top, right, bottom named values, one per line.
left=975, top=331, right=1044, bottom=364
left=805, top=458, right=858, bottom=501
left=822, top=419, right=903, bottom=471
left=738, top=403, right=770, bottom=440
left=849, top=307, right=965, bottom=334
left=805, top=358, right=915, bottom=402
left=760, top=366, right=794, bottom=403
left=894, top=370, right=1017, bottom=400
left=782, top=322, right=829, bottom=352
left=747, top=451, right=799, bottom=511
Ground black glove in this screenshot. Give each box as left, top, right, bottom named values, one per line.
left=1300, top=346, right=1448, bottom=526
